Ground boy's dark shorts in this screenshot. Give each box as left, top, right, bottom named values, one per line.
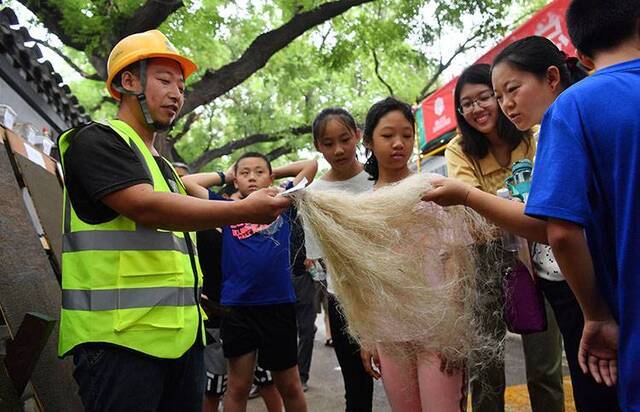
left=221, top=303, right=298, bottom=371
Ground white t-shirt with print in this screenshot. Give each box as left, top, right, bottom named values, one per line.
left=532, top=243, right=565, bottom=282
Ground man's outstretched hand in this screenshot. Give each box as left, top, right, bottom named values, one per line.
left=239, top=188, right=291, bottom=224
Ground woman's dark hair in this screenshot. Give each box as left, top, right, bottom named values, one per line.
left=492, top=36, right=588, bottom=90
left=311, top=107, right=358, bottom=144
left=454, top=64, right=530, bottom=159
left=567, top=0, right=640, bottom=59
left=363, top=97, right=415, bottom=181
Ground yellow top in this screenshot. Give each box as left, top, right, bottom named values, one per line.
left=445, top=134, right=536, bottom=194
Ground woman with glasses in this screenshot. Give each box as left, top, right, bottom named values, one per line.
left=444, top=63, right=565, bottom=412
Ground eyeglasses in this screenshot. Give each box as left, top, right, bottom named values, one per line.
left=458, top=91, right=496, bottom=115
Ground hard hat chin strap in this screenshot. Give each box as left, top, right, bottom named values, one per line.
left=114, top=59, right=171, bottom=132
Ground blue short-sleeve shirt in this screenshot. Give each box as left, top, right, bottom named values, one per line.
left=209, top=184, right=296, bottom=306
left=525, top=58, right=640, bottom=409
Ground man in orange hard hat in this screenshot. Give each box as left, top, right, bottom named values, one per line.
left=57, top=30, right=291, bottom=411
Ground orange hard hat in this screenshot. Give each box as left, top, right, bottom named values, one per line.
left=106, top=30, right=197, bottom=100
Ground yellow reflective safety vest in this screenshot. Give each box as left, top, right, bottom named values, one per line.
left=58, top=119, right=204, bottom=358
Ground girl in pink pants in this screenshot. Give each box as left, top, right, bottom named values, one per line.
left=360, top=97, right=468, bottom=411
left=376, top=347, right=466, bottom=412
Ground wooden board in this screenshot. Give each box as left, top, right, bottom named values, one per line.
left=2, top=126, right=62, bottom=274
left=0, top=132, right=82, bottom=411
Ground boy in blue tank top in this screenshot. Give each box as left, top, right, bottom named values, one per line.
left=184, top=152, right=317, bottom=412
left=524, top=1, right=640, bottom=409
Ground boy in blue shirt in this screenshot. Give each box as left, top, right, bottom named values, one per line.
left=524, top=1, right=640, bottom=409
left=184, top=153, right=317, bottom=412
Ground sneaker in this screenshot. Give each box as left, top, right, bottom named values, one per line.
left=248, top=384, right=260, bottom=399
left=301, top=382, right=309, bottom=392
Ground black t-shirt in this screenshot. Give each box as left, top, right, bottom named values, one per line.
left=197, top=229, right=223, bottom=304
left=289, top=209, right=307, bottom=277
left=63, top=123, right=178, bottom=224
left=197, top=229, right=224, bottom=328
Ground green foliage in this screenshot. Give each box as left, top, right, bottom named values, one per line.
left=18, top=0, right=544, bottom=171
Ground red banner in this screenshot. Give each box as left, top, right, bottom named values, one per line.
left=476, top=0, right=575, bottom=64
left=419, top=0, right=575, bottom=150
left=418, top=77, right=457, bottom=150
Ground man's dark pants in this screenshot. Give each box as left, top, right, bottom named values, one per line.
left=73, top=342, right=204, bottom=412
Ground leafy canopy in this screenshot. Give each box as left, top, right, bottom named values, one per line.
left=12, top=0, right=544, bottom=171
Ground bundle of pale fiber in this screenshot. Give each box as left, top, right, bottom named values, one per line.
left=294, top=173, right=502, bottom=365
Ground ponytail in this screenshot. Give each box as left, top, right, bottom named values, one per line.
left=364, top=153, right=379, bottom=181
left=561, top=53, right=589, bottom=85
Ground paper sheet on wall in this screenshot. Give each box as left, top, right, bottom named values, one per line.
left=24, top=143, right=46, bottom=169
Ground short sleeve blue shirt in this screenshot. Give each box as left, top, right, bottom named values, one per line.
left=525, top=58, right=640, bottom=409
left=209, top=185, right=296, bottom=306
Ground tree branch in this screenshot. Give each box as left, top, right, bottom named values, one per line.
left=417, top=29, right=484, bottom=102
left=19, top=0, right=185, bottom=79
left=188, top=125, right=312, bottom=172
left=189, top=133, right=285, bottom=172
left=119, top=0, right=184, bottom=39
left=266, top=145, right=294, bottom=161
left=179, top=0, right=374, bottom=117
left=32, top=38, right=102, bottom=81
left=17, top=0, right=89, bottom=50
left=202, top=133, right=217, bottom=153
left=89, top=95, right=117, bottom=112
left=370, top=48, right=394, bottom=96
left=170, top=112, right=200, bottom=143
left=93, top=0, right=184, bottom=78
left=318, top=25, right=333, bottom=52
left=169, top=143, right=186, bottom=164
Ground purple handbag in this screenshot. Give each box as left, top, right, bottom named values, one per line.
left=502, top=259, right=547, bottom=334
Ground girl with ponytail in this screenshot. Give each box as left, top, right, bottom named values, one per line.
left=445, top=62, right=564, bottom=412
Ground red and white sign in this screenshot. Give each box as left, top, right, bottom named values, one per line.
left=418, top=77, right=457, bottom=148
left=476, top=0, right=575, bottom=64
left=419, top=0, right=575, bottom=148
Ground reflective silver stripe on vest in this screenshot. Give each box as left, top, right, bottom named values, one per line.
left=62, top=228, right=192, bottom=254
left=62, top=287, right=197, bottom=311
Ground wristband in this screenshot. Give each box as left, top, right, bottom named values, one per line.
left=216, top=171, right=226, bottom=185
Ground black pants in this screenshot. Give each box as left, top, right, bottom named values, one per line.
left=538, top=278, right=621, bottom=412
left=293, top=273, right=318, bottom=383
left=73, top=343, right=204, bottom=412
left=328, top=293, right=373, bottom=412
